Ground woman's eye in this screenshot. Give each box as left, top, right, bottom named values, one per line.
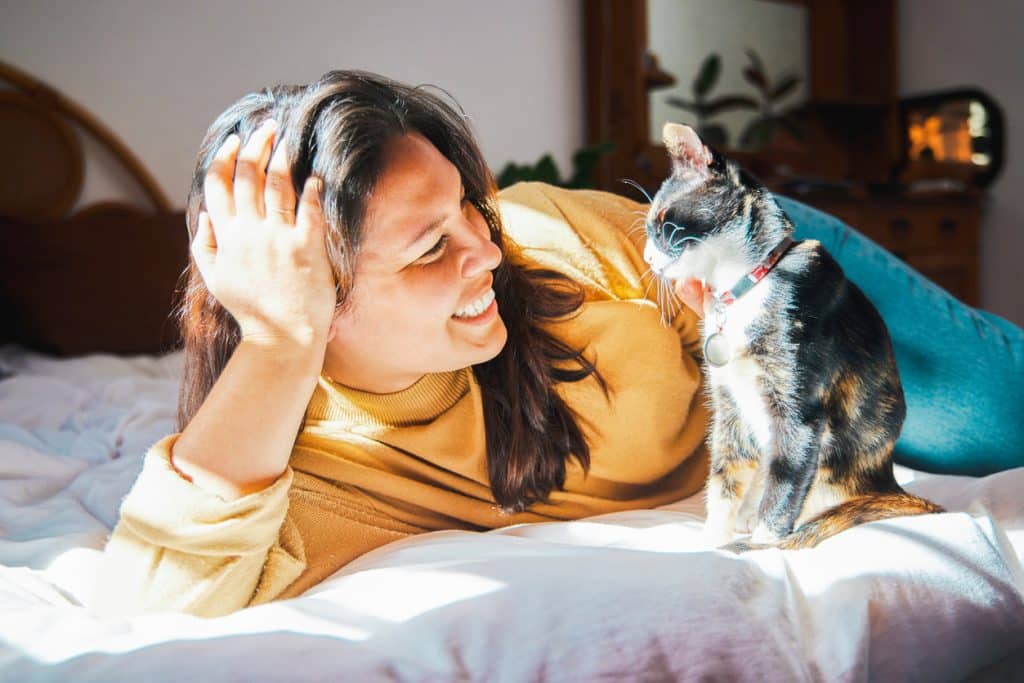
left=420, top=234, right=449, bottom=262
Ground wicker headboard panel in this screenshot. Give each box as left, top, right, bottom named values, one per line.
left=0, top=61, right=188, bottom=356
left=0, top=61, right=172, bottom=219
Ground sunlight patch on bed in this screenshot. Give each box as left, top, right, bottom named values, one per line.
left=309, top=568, right=504, bottom=622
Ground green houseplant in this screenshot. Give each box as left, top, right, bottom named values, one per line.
left=495, top=142, right=614, bottom=190
left=664, top=53, right=757, bottom=147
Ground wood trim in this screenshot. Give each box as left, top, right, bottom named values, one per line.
left=0, top=90, right=84, bottom=220
left=0, top=60, right=172, bottom=213
left=585, top=0, right=651, bottom=193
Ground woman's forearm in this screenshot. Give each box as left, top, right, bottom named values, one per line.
left=171, top=336, right=325, bottom=499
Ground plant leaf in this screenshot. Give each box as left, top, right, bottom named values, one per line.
left=568, top=142, right=615, bottom=188
left=496, top=163, right=527, bottom=189
left=699, top=124, right=728, bottom=147
left=703, top=94, right=759, bottom=115
left=742, top=66, right=768, bottom=94
left=745, top=48, right=765, bottom=74
left=693, top=54, right=721, bottom=98
left=534, top=155, right=561, bottom=185
left=770, top=74, right=800, bottom=102
left=777, top=114, right=806, bottom=141
left=739, top=118, right=775, bottom=150
left=665, top=96, right=698, bottom=111
left=666, top=97, right=712, bottom=118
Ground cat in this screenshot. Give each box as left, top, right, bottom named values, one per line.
left=643, top=122, right=942, bottom=550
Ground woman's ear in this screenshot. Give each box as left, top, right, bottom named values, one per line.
left=326, top=315, right=340, bottom=344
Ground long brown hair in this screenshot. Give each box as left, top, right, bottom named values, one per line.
left=179, top=70, right=603, bottom=512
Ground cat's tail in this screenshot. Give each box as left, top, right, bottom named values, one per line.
left=729, top=492, right=944, bottom=552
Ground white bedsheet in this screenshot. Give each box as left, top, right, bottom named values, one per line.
left=0, top=345, right=1021, bottom=681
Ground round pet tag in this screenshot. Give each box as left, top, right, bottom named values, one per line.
left=703, top=332, right=732, bottom=367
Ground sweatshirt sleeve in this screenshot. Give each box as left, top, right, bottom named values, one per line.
left=91, top=434, right=306, bottom=618
left=499, top=182, right=704, bottom=360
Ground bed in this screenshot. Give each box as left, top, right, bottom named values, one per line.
left=1, top=62, right=1022, bottom=681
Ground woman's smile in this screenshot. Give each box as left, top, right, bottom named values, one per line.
left=452, top=288, right=496, bottom=321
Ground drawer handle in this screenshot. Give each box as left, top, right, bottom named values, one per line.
left=889, top=218, right=911, bottom=234
left=939, top=218, right=957, bottom=234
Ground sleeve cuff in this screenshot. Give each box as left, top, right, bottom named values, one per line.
left=117, top=434, right=294, bottom=556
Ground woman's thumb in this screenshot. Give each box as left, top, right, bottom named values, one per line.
left=190, top=211, right=217, bottom=282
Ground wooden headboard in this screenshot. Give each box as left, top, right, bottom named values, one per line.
left=0, top=61, right=189, bottom=356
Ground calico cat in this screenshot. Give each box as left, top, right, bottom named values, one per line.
left=644, top=122, right=942, bottom=550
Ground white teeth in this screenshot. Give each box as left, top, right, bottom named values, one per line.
left=453, top=289, right=495, bottom=318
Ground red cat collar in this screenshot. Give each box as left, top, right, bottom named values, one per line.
left=716, top=236, right=796, bottom=306
left=703, top=236, right=796, bottom=367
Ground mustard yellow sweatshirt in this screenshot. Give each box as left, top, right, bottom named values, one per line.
left=94, top=183, right=709, bottom=617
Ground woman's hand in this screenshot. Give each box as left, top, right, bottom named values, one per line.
left=674, top=277, right=712, bottom=319
left=192, top=119, right=337, bottom=351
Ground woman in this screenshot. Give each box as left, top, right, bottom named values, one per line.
left=95, top=70, right=1023, bottom=617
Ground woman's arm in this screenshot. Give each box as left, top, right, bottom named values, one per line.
left=93, top=122, right=336, bottom=616
left=171, top=336, right=323, bottom=498
left=171, top=120, right=337, bottom=499
left=94, top=436, right=304, bottom=617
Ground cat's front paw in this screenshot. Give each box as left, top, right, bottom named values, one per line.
left=701, top=522, right=734, bottom=548
left=750, top=523, right=782, bottom=545
left=734, top=507, right=758, bottom=534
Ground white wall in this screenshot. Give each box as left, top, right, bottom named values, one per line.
left=900, top=0, right=1024, bottom=325
left=0, top=0, right=583, bottom=209
left=3, top=0, right=1021, bottom=324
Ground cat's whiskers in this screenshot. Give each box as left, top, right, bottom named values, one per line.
left=657, top=277, right=675, bottom=325
left=626, top=218, right=648, bottom=239
left=666, top=282, right=681, bottom=321
left=619, top=178, right=654, bottom=204
left=642, top=270, right=658, bottom=301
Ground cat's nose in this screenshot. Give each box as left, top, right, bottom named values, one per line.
left=643, top=240, right=661, bottom=267
left=643, top=241, right=656, bottom=264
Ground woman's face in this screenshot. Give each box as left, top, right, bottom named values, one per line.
left=322, top=132, right=507, bottom=393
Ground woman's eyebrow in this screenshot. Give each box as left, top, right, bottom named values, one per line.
left=403, top=216, right=446, bottom=251
left=402, top=178, right=464, bottom=252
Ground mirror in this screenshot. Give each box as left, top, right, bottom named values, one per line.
left=898, top=88, right=1005, bottom=189
left=583, top=0, right=900, bottom=195
left=647, top=0, right=809, bottom=151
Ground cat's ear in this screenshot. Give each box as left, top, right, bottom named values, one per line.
left=663, top=123, right=712, bottom=180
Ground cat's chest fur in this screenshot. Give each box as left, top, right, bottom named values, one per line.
left=695, top=244, right=786, bottom=452
left=704, top=282, right=778, bottom=451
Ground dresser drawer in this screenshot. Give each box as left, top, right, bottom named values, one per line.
left=862, top=204, right=977, bottom=253
left=797, top=193, right=982, bottom=305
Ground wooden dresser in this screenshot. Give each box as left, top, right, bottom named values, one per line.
left=803, top=193, right=983, bottom=306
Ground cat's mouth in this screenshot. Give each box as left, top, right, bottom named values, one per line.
left=644, top=238, right=690, bottom=277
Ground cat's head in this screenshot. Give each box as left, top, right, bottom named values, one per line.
left=644, top=123, right=783, bottom=279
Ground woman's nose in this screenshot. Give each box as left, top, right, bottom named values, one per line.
left=460, top=221, right=502, bottom=278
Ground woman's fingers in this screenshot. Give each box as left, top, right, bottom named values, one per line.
left=234, top=119, right=278, bottom=220
left=264, top=133, right=296, bottom=225
left=204, top=134, right=241, bottom=221
left=295, top=176, right=325, bottom=241
left=675, top=277, right=710, bottom=318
